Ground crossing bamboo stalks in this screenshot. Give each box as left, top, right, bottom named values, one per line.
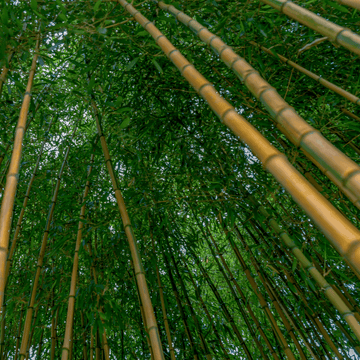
left=242, top=193, right=360, bottom=341
left=5, top=118, right=54, bottom=287
left=119, top=0, right=360, bottom=277
left=0, top=35, right=40, bottom=311
left=259, top=0, right=360, bottom=56
left=61, top=153, right=95, bottom=360
left=155, top=1, right=360, bottom=210
left=185, top=244, right=255, bottom=360
left=200, top=223, right=282, bottom=360
left=149, top=218, right=176, bottom=360
left=251, top=41, right=360, bottom=106
left=160, top=240, right=199, bottom=360
left=218, top=221, right=296, bottom=360
left=168, top=251, right=213, bottom=360
left=178, top=254, right=231, bottom=360
left=19, top=122, right=79, bottom=360
left=91, top=99, right=165, bottom=360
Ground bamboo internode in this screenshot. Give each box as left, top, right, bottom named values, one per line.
left=337, top=0, right=360, bottom=10
left=119, top=0, right=360, bottom=279
left=0, top=36, right=40, bottom=312
left=259, top=0, right=360, bottom=56
left=155, top=1, right=360, bottom=209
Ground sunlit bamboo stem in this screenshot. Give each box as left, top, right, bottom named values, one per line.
left=0, top=35, right=40, bottom=311
left=119, top=0, right=360, bottom=278
left=91, top=98, right=165, bottom=360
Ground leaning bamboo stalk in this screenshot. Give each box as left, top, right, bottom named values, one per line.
left=0, top=34, right=40, bottom=310
left=5, top=117, right=54, bottom=287
left=252, top=41, right=360, bottom=106
left=19, top=122, right=79, bottom=360
left=0, top=51, right=15, bottom=98
left=118, top=0, right=360, bottom=278
left=91, top=98, right=165, bottom=360
left=61, top=153, right=95, bottom=360
left=336, top=0, right=360, bottom=10
left=259, top=0, right=360, bottom=56
left=156, top=1, right=360, bottom=210
left=149, top=219, right=176, bottom=360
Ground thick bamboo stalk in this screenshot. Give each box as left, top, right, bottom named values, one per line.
left=156, top=1, right=360, bottom=210
left=119, top=0, right=360, bottom=278
left=259, top=0, right=360, bottom=56
left=336, top=0, right=360, bottom=10
left=91, top=99, right=164, bottom=360
left=19, top=123, right=79, bottom=360
left=62, top=153, right=95, bottom=360
left=5, top=118, right=54, bottom=287
left=0, top=35, right=40, bottom=310
left=149, top=220, right=176, bottom=360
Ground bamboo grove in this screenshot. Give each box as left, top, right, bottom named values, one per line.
left=1, top=0, right=360, bottom=358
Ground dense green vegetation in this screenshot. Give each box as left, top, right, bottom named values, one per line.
left=1, top=0, right=360, bottom=359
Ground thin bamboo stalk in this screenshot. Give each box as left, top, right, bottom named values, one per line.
left=80, top=312, right=88, bottom=360
left=14, top=304, right=24, bottom=360
left=168, top=251, right=212, bottom=360
left=50, top=304, right=59, bottom=360
left=91, top=98, right=165, bottom=360
left=62, top=153, right=95, bottom=360
left=160, top=241, right=199, bottom=360
left=0, top=35, right=40, bottom=310
left=149, top=219, right=176, bottom=360
left=186, top=245, right=255, bottom=359
left=19, top=122, right=79, bottom=360
left=118, top=0, right=360, bottom=278
left=259, top=0, right=360, bottom=56
left=243, top=194, right=360, bottom=341
left=0, top=52, right=14, bottom=98
left=156, top=1, right=360, bottom=210
left=202, top=223, right=282, bottom=360
left=252, top=42, right=360, bottom=106
left=178, top=255, right=231, bottom=360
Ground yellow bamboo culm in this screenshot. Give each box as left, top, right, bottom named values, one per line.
left=337, top=0, right=360, bottom=10
left=156, top=1, right=360, bottom=210
left=118, top=0, right=360, bottom=286
left=0, top=35, right=40, bottom=311
left=259, top=0, right=360, bottom=56
left=91, top=99, right=165, bottom=360
left=61, top=153, right=95, bottom=360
